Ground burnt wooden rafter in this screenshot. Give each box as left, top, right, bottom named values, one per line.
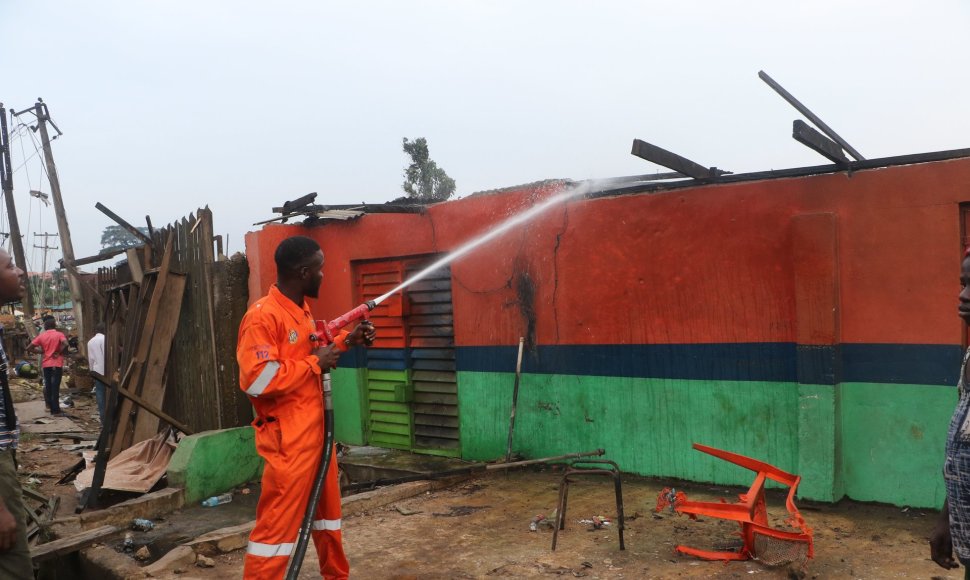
left=792, top=120, right=849, bottom=166
left=630, top=139, right=728, bottom=180
left=759, top=69, right=865, bottom=162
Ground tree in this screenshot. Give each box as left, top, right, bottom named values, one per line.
left=100, top=225, right=149, bottom=249
left=402, top=137, right=456, bottom=202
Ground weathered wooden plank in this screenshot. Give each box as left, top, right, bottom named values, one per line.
left=111, top=237, right=174, bottom=456
left=197, top=209, right=222, bottom=429
left=125, top=248, right=144, bottom=285
left=31, top=525, right=119, bottom=562
left=91, top=371, right=193, bottom=436
left=131, top=273, right=188, bottom=443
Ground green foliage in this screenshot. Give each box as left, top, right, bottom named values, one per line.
left=402, top=137, right=456, bottom=202
left=100, top=225, right=148, bottom=249
left=28, top=272, right=70, bottom=308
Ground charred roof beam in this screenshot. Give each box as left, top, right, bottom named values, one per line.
left=759, top=70, right=865, bottom=161
left=792, top=120, right=850, bottom=167
left=630, top=139, right=728, bottom=180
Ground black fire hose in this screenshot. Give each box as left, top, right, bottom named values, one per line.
left=284, top=370, right=336, bottom=579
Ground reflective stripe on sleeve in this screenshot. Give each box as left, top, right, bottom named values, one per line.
left=247, top=540, right=294, bottom=557
left=245, top=361, right=280, bottom=396
left=311, top=518, right=341, bottom=531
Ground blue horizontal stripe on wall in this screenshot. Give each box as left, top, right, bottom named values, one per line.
left=340, top=343, right=965, bottom=386
left=456, top=344, right=796, bottom=381
left=797, top=345, right=838, bottom=385
left=840, top=343, right=962, bottom=386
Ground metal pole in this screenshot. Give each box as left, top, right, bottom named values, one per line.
left=34, top=100, right=86, bottom=348
left=33, top=234, right=57, bottom=310
left=758, top=70, right=865, bottom=161
left=504, top=337, right=525, bottom=463
left=343, top=448, right=608, bottom=492
left=0, top=105, right=35, bottom=319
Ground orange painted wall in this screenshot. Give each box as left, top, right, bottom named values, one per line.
left=245, top=157, right=970, bottom=349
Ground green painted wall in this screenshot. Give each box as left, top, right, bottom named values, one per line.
left=840, top=382, right=955, bottom=508
left=797, top=384, right=841, bottom=502
left=458, top=372, right=957, bottom=507
left=458, top=372, right=800, bottom=490
left=332, top=367, right=367, bottom=445
left=167, top=427, right=264, bottom=504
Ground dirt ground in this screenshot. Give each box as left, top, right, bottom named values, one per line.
left=11, top=371, right=104, bottom=520
left=149, top=469, right=959, bottom=580
left=7, top=372, right=964, bottom=580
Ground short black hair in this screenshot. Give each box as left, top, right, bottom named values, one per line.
left=44, top=318, right=56, bottom=330
left=95, top=322, right=106, bottom=334
left=275, top=236, right=321, bottom=276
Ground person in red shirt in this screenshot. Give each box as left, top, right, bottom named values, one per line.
left=237, top=236, right=376, bottom=579
left=28, top=317, right=68, bottom=416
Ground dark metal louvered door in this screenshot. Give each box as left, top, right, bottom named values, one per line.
left=405, top=262, right=460, bottom=457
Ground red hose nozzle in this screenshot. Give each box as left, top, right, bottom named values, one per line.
left=312, top=301, right=377, bottom=344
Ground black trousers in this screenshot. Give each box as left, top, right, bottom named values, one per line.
left=42, top=366, right=63, bottom=414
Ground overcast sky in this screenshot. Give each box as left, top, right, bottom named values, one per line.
left=1, top=1, right=968, bottom=271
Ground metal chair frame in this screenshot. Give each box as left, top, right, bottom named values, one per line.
left=551, top=459, right=625, bottom=551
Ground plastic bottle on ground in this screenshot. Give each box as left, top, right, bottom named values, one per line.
left=201, top=492, right=233, bottom=507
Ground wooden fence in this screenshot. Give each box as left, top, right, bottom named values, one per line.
left=98, top=207, right=250, bottom=449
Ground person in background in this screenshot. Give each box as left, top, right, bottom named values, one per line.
left=28, top=317, right=68, bottom=416
left=87, top=323, right=106, bottom=422
left=0, top=249, right=35, bottom=578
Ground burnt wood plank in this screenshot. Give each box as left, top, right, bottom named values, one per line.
left=631, top=139, right=717, bottom=180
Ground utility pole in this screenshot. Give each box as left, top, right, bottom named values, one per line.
left=29, top=99, right=85, bottom=342
left=0, top=104, right=35, bottom=319
left=33, top=233, right=58, bottom=310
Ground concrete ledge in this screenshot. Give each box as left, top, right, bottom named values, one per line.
left=81, top=488, right=185, bottom=531
left=80, top=543, right=147, bottom=580
left=342, top=476, right=466, bottom=514
left=167, top=427, right=263, bottom=504
left=184, top=521, right=254, bottom=556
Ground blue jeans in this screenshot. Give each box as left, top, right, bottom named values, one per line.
left=94, top=379, right=107, bottom=422
left=43, top=366, right=63, bottom=414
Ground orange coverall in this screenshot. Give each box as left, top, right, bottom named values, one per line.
left=237, top=285, right=350, bottom=579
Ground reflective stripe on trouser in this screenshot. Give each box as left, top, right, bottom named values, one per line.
left=244, top=435, right=348, bottom=580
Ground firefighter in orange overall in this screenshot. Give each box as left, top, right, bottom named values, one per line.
left=237, top=236, right=376, bottom=579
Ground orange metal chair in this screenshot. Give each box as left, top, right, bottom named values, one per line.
left=661, top=443, right=814, bottom=566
